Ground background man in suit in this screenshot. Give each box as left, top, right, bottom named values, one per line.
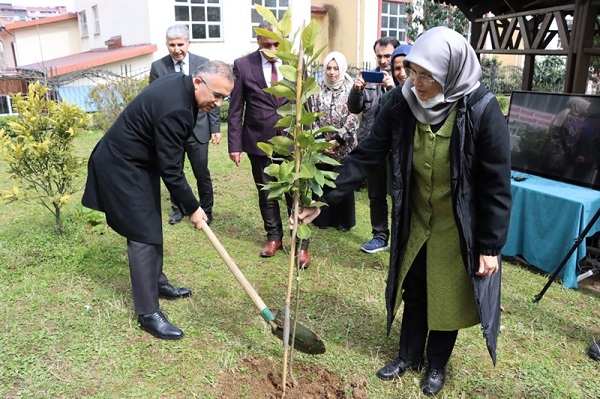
left=82, top=61, right=234, bottom=340
left=150, top=24, right=221, bottom=225
left=227, top=20, right=310, bottom=269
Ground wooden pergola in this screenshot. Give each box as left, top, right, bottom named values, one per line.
left=443, top=0, right=600, bottom=94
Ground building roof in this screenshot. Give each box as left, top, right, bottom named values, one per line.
left=17, top=44, right=157, bottom=77
left=4, top=12, right=76, bottom=31
left=445, top=0, right=576, bottom=17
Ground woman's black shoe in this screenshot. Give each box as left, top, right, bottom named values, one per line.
left=422, top=367, right=446, bottom=396
left=376, top=357, right=423, bottom=380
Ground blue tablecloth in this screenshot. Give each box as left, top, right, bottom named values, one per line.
left=502, top=173, right=600, bottom=288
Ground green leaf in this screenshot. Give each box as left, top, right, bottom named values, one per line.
left=268, top=135, right=295, bottom=148
left=254, top=4, right=279, bottom=28
left=276, top=103, right=296, bottom=116
left=264, top=85, right=295, bottom=100
left=302, top=20, right=320, bottom=55
left=257, top=142, right=273, bottom=157
left=279, top=9, right=293, bottom=36
left=296, top=224, right=311, bottom=240
left=274, top=115, right=292, bottom=128
left=279, top=65, right=297, bottom=82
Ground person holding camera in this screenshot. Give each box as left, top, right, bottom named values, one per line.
left=348, top=37, right=400, bottom=253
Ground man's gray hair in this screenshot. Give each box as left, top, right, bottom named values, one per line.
left=166, top=24, right=190, bottom=41
left=193, top=60, right=235, bottom=83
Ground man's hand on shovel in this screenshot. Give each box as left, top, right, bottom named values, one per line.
left=189, top=207, right=209, bottom=229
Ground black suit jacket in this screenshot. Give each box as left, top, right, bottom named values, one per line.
left=149, top=53, right=220, bottom=144
left=82, top=74, right=200, bottom=244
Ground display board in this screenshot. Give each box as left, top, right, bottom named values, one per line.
left=508, top=91, right=600, bottom=190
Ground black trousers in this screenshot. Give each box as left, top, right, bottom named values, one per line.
left=367, top=158, right=389, bottom=241
left=399, top=245, right=458, bottom=369
left=126, top=240, right=170, bottom=315
left=248, top=153, right=308, bottom=249
left=171, top=135, right=213, bottom=215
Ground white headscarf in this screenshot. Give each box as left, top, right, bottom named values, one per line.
left=323, top=51, right=352, bottom=90
left=402, top=26, right=482, bottom=124
left=551, top=96, right=591, bottom=127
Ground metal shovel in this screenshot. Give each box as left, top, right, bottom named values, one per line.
left=199, top=220, right=326, bottom=355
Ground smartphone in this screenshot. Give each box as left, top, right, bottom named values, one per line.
left=362, top=71, right=384, bottom=83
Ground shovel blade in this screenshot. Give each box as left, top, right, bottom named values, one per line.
left=271, top=309, right=326, bottom=355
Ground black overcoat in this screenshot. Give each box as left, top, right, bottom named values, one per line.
left=82, top=73, right=200, bottom=244
left=324, top=85, right=511, bottom=364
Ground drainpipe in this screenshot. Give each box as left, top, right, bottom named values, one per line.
left=356, top=0, right=361, bottom=67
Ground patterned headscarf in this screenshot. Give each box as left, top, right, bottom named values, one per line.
left=323, top=51, right=352, bottom=90
left=402, top=26, right=482, bottom=124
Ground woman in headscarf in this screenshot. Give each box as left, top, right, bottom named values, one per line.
left=310, top=51, right=360, bottom=231
left=546, top=96, right=591, bottom=173
left=295, top=27, right=511, bottom=396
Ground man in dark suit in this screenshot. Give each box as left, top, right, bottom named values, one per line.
left=82, top=61, right=234, bottom=340
left=149, top=24, right=221, bottom=226
left=227, top=20, right=310, bottom=268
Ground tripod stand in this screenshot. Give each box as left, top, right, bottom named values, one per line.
left=533, top=207, right=600, bottom=303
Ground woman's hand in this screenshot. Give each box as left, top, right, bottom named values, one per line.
left=289, top=207, right=321, bottom=229
left=476, top=254, right=499, bottom=276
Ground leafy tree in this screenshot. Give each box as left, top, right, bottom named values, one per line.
left=87, top=76, right=147, bottom=131
left=253, top=4, right=335, bottom=393
left=0, top=82, right=91, bottom=235
left=406, top=0, right=469, bottom=41
left=533, top=55, right=566, bottom=93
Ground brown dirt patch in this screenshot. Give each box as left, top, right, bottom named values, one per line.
left=215, top=355, right=368, bottom=399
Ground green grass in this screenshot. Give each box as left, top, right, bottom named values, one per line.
left=1, top=127, right=599, bottom=398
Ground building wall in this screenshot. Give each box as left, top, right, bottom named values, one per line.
left=75, top=0, right=311, bottom=65
left=12, top=19, right=81, bottom=68
left=310, top=0, right=379, bottom=68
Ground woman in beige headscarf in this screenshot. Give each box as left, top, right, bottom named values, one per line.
left=295, top=27, right=511, bottom=396
left=310, top=51, right=359, bottom=231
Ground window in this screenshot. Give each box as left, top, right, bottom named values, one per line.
left=79, top=10, right=88, bottom=38
left=380, top=1, right=408, bottom=42
left=92, top=5, right=100, bottom=35
left=251, top=0, right=288, bottom=38
left=174, top=0, right=222, bottom=40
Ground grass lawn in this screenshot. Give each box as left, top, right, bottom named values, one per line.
left=0, top=126, right=599, bottom=398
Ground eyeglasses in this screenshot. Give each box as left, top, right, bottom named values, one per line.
left=200, top=76, right=229, bottom=102
left=405, top=67, right=436, bottom=86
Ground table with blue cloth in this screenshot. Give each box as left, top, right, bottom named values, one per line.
left=502, top=172, right=600, bottom=288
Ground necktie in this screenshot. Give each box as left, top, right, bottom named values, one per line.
left=269, top=60, right=278, bottom=84
left=176, top=60, right=184, bottom=74
left=270, top=61, right=279, bottom=104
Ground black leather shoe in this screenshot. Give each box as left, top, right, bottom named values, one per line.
left=376, top=357, right=423, bottom=380
left=168, top=210, right=183, bottom=225
left=158, top=283, right=192, bottom=300
left=138, top=311, right=184, bottom=340
left=423, top=367, right=446, bottom=397
left=206, top=213, right=213, bottom=226
left=589, top=340, right=600, bottom=360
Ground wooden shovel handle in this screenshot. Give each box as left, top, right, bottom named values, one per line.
left=199, top=220, right=275, bottom=322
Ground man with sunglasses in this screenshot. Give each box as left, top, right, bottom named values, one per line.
left=83, top=60, right=234, bottom=340
left=150, top=24, right=221, bottom=227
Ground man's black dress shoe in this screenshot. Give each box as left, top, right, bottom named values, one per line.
left=158, top=284, right=192, bottom=300
left=138, top=311, right=184, bottom=340
left=206, top=213, right=213, bottom=225
left=376, top=357, right=423, bottom=380
left=168, top=210, right=183, bottom=225
left=422, top=367, right=446, bottom=397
